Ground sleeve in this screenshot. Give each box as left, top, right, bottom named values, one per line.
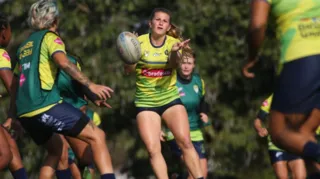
left=257, top=95, right=273, bottom=121
left=201, top=78, right=205, bottom=96
left=0, top=49, right=12, bottom=70
left=43, top=33, right=66, bottom=59
left=199, top=78, right=208, bottom=114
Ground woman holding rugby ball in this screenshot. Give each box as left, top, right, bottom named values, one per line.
left=124, top=8, right=204, bottom=179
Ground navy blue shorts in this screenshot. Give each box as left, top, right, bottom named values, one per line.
left=268, top=150, right=301, bottom=164
left=136, top=98, right=182, bottom=116
left=271, top=55, right=320, bottom=114
left=19, top=102, right=90, bottom=145
left=168, top=140, right=206, bottom=159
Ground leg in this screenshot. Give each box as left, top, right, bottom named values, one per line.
left=163, top=105, right=203, bottom=178
left=288, top=159, right=306, bottom=179
left=3, top=129, right=27, bottom=179
left=56, top=135, right=71, bottom=179
left=33, top=102, right=114, bottom=176
left=269, top=110, right=319, bottom=156
left=137, top=111, right=168, bottom=179
left=69, top=161, right=81, bottom=179
left=199, top=159, right=207, bottom=179
left=75, top=120, right=114, bottom=175
left=40, top=134, right=65, bottom=179
left=0, top=127, right=12, bottom=169
left=65, top=136, right=92, bottom=166
left=272, top=161, right=289, bottom=179
left=57, top=135, right=69, bottom=170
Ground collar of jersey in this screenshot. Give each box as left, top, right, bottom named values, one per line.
left=177, top=72, right=192, bottom=84
left=149, top=33, right=167, bottom=48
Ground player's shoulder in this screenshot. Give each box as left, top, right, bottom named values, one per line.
left=138, top=33, right=149, bottom=42
left=0, top=48, right=7, bottom=55
left=0, top=48, right=10, bottom=60
left=43, top=31, right=64, bottom=45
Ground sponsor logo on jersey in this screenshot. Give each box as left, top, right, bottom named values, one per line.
left=153, top=52, right=161, bottom=57
left=178, top=87, right=185, bottom=96
left=193, top=85, right=199, bottom=93
left=2, top=51, right=10, bottom=61
left=19, top=73, right=26, bottom=86
left=262, top=100, right=269, bottom=107
left=164, top=50, right=169, bottom=56
left=141, top=68, right=172, bottom=77
left=144, top=50, right=149, bottom=57
left=54, top=37, right=64, bottom=45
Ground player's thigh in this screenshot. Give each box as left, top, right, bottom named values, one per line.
left=136, top=111, right=162, bottom=151
left=162, top=104, right=190, bottom=143
left=288, top=158, right=306, bottom=178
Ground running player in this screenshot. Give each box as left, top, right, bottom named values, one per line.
left=56, top=53, right=105, bottom=179
left=124, top=8, right=204, bottom=179
left=0, top=12, right=28, bottom=179
left=254, top=95, right=306, bottom=179
left=7, top=1, right=115, bottom=178
left=163, top=51, right=209, bottom=179
left=243, top=0, right=320, bottom=162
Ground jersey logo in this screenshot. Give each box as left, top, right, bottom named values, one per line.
left=165, top=50, right=168, bottom=56
left=193, top=85, right=199, bottom=93
left=2, top=51, right=10, bottom=61
left=262, top=100, right=269, bottom=107
left=54, top=37, right=64, bottom=45
left=19, top=73, right=26, bottom=87
left=275, top=152, right=283, bottom=158
left=153, top=52, right=161, bottom=57
left=141, top=68, right=172, bottom=77
left=144, top=50, right=149, bottom=57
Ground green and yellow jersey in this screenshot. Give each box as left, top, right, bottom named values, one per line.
left=135, top=34, right=180, bottom=107
left=257, top=95, right=282, bottom=151
left=15, top=30, right=65, bottom=117
left=57, top=55, right=88, bottom=109
left=266, top=0, right=320, bottom=64
left=166, top=73, right=208, bottom=141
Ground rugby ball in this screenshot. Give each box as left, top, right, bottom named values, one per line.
left=116, top=32, right=141, bottom=64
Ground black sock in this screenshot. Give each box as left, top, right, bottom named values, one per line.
left=11, top=168, right=28, bottom=179
left=56, top=168, right=71, bottom=179
left=303, top=141, right=320, bottom=160
left=101, top=173, right=116, bottom=179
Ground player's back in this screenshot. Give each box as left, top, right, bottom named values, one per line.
left=267, top=0, right=320, bottom=63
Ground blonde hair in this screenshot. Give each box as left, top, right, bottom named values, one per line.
left=167, top=24, right=193, bottom=55
left=28, top=0, right=59, bottom=30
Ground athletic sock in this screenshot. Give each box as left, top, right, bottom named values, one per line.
left=56, top=168, right=71, bottom=179
left=11, top=168, right=28, bottom=179
left=101, top=173, right=116, bottom=179
left=303, top=141, right=320, bottom=160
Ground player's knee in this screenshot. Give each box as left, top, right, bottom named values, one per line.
left=176, top=135, right=193, bottom=150
left=145, top=142, right=161, bottom=158
left=87, top=127, right=106, bottom=146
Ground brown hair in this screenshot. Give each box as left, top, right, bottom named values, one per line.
left=149, top=8, right=172, bottom=22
